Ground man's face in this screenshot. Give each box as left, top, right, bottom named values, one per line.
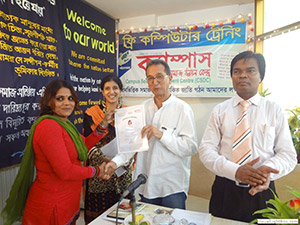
left=146, top=64, right=172, bottom=98
left=232, top=57, right=261, bottom=100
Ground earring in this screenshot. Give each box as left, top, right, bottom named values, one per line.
left=102, top=100, right=106, bottom=109
left=118, top=96, right=123, bottom=108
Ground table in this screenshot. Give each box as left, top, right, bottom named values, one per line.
left=89, top=201, right=248, bottom=225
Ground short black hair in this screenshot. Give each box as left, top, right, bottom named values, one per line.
left=100, top=74, right=123, bottom=91
left=230, top=51, right=266, bottom=81
left=146, top=59, right=171, bottom=75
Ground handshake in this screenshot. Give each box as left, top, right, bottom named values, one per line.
left=94, top=160, right=118, bottom=180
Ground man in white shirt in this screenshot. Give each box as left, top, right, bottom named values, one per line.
left=199, top=51, right=297, bottom=222
left=105, top=59, right=198, bottom=209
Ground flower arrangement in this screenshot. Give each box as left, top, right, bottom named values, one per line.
left=250, top=187, right=300, bottom=224
left=287, top=107, right=300, bottom=162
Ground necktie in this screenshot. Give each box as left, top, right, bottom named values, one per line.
left=232, top=100, right=252, bottom=165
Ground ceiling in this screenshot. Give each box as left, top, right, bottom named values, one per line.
left=84, top=0, right=253, bottom=20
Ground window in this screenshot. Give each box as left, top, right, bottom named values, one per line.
left=262, top=0, right=300, bottom=109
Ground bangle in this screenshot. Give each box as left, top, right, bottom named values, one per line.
left=95, top=126, right=105, bottom=134
left=91, top=166, right=96, bottom=178
left=92, top=166, right=101, bottom=178
left=95, top=121, right=107, bottom=134
left=99, top=121, right=107, bottom=129
left=95, top=166, right=101, bottom=177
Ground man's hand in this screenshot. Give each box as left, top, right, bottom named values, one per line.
left=102, top=161, right=117, bottom=180
left=103, top=157, right=111, bottom=163
left=248, top=165, right=279, bottom=196
left=235, top=157, right=268, bottom=186
left=249, top=175, right=271, bottom=196
left=141, top=125, right=163, bottom=140
left=257, top=165, right=279, bottom=175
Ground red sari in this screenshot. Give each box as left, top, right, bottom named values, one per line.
left=22, top=119, right=106, bottom=225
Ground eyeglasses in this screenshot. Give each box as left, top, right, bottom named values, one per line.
left=146, top=74, right=168, bottom=83
left=232, top=68, right=258, bottom=77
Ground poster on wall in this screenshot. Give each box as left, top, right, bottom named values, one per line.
left=118, top=22, right=247, bottom=97
left=0, top=0, right=116, bottom=168
left=0, top=0, right=65, bottom=168
left=59, top=0, right=116, bottom=129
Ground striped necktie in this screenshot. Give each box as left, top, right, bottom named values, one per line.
left=232, top=100, right=252, bottom=165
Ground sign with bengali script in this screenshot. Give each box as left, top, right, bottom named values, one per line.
left=118, top=23, right=247, bottom=97
left=0, top=0, right=116, bottom=168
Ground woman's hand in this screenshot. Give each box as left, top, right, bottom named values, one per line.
left=101, top=109, right=115, bottom=128
left=102, top=161, right=117, bottom=180
left=97, top=162, right=107, bottom=178
left=96, top=162, right=106, bottom=179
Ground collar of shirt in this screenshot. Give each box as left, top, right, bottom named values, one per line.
left=233, top=93, right=261, bottom=108
left=151, top=94, right=174, bottom=109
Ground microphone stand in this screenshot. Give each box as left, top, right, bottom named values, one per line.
left=116, top=173, right=147, bottom=225
left=115, top=199, right=122, bottom=225
left=129, top=192, right=136, bottom=225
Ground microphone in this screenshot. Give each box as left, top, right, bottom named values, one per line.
left=121, top=173, right=148, bottom=199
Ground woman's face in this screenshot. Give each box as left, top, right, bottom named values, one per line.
left=102, top=80, right=121, bottom=104
left=51, top=87, right=75, bottom=121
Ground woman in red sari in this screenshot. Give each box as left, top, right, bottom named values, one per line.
left=1, top=79, right=113, bottom=225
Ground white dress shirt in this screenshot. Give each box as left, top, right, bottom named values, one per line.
left=199, top=93, right=297, bottom=181
left=113, top=95, right=198, bottom=198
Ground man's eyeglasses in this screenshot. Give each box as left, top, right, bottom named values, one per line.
left=232, top=68, right=258, bottom=77
left=146, top=74, right=168, bottom=83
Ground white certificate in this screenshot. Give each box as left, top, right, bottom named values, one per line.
left=101, top=138, right=118, bottom=159
left=114, top=105, right=149, bottom=153
left=98, top=138, right=127, bottom=177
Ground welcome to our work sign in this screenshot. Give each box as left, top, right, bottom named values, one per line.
left=0, top=0, right=116, bottom=168
left=118, top=23, right=247, bottom=97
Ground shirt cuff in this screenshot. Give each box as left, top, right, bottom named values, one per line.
left=112, top=155, right=125, bottom=168
left=223, top=161, right=240, bottom=181
left=159, top=130, right=171, bottom=146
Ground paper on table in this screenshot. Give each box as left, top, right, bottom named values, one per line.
left=171, top=208, right=211, bottom=225
left=102, top=199, right=146, bottom=222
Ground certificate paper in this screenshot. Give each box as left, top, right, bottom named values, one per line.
left=100, top=138, right=126, bottom=177
left=115, top=105, right=149, bottom=153
left=101, top=138, right=118, bottom=158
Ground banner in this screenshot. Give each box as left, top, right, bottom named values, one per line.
left=59, top=0, right=116, bottom=129
left=118, top=23, right=247, bottom=97
left=0, top=0, right=116, bottom=168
